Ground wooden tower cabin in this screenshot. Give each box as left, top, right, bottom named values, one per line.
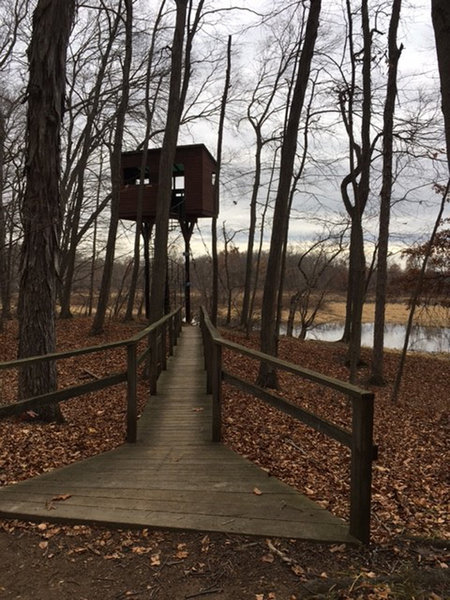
left=119, top=144, right=218, bottom=321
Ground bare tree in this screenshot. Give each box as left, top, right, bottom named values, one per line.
left=149, top=0, right=189, bottom=324
left=18, top=0, right=77, bottom=420
left=392, top=182, right=449, bottom=402
left=60, top=3, right=127, bottom=318
left=211, top=35, right=232, bottom=326
left=149, top=0, right=205, bottom=324
left=337, top=0, right=377, bottom=382
left=91, top=0, right=133, bottom=335
left=239, top=32, right=291, bottom=331
left=124, top=0, right=168, bottom=321
left=371, top=0, right=403, bottom=384
left=258, top=0, right=322, bottom=387
left=0, top=1, right=31, bottom=330
left=432, top=0, right=450, bottom=170
left=286, top=231, right=345, bottom=339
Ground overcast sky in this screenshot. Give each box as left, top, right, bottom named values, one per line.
left=163, top=1, right=445, bottom=259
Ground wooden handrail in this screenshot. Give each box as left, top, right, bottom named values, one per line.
left=0, top=307, right=183, bottom=444
left=200, top=305, right=375, bottom=545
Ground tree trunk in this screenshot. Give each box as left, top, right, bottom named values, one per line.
left=339, top=0, right=373, bottom=381
left=91, top=0, right=133, bottom=335
left=348, top=214, right=366, bottom=381
left=0, top=107, right=7, bottom=331
left=432, top=0, right=450, bottom=171
left=18, top=0, right=76, bottom=421
left=141, top=222, right=153, bottom=319
left=211, top=35, right=232, bottom=327
left=240, top=130, right=262, bottom=330
left=149, top=0, right=188, bottom=324
left=286, top=292, right=299, bottom=337
left=258, top=0, right=322, bottom=387
left=124, top=3, right=165, bottom=321
left=211, top=217, right=218, bottom=323
left=371, top=0, right=402, bottom=384
left=59, top=5, right=123, bottom=318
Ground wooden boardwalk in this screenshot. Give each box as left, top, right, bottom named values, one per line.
left=0, top=326, right=355, bottom=543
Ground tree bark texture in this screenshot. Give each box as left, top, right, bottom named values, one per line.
left=258, top=0, right=322, bottom=387
left=149, top=0, right=188, bottom=324
left=338, top=0, right=373, bottom=382
left=18, top=0, right=76, bottom=420
left=432, top=0, right=450, bottom=171
left=0, top=107, right=7, bottom=329
left=371, top=0, right=402, bottom=384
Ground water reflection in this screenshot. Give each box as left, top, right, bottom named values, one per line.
left=300, top=322, right=450, bottom=354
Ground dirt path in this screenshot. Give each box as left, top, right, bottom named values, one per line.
left=1, top=522, right=448, bottom=599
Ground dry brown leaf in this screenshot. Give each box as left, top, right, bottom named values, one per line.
left=52, top=494, right=72, bottom=502
left=261, top=554, right=274, bottom=563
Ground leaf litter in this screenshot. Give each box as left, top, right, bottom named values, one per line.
left=0, top=317, right=448, bottom=599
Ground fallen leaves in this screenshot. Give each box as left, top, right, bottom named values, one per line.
left=221, top=328, right=450, bottom=545
left=0, top=317, right=448, bottom=599
left=0, top=318, right=148, bottom=488
left=261, top=553, right=274, bottom=563
left=174, top=543, right=188, bottom=559
left=52, top=494, right=72, bottom=502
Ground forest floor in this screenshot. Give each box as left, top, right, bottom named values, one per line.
left=0, top=308, right=448, bottom=600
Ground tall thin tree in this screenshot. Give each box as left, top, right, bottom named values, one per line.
left=211, top=35, right=232, bottom=326
left=149, top=0, right=188, bottom=324
left=149, top=0, right=205, bottom=323
left=371, top=0, right=403, bottom=384
left=91, top=0, right=133, bottom=334
left=258, top=0, right=322, bottom=387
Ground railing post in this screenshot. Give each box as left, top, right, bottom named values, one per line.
left=126, top=342, right=138, bottom=443
left=161, top=323, right=167, bottom=370
left=350, top=392, right=374, bottom=544
left=211, top=341, right=222, bottom=442
left=177, top=309, right=182, bottom=338
left=168, top=316, right=174, bottom=356
left=205, top=331, right=212, bottom=393
left=149, top=330, right=158, bottom=395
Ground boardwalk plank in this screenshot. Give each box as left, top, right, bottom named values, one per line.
left=0, top=325, right=357, bottom=543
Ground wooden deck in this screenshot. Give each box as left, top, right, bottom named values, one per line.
left=0, top=326, right=356, bottom=543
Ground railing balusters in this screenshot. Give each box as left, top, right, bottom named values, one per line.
left=161, top=323, right=167, bottom=371
left=168, top=317, right=174, bottom=356
left=199, top=305, right=375, bottom=544
left=126, top=342, right=138, bottom=443
left=211, top=341, right=222, bottom=442
left=0, top=306, right=183, bottom=442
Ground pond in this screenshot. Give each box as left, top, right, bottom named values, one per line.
left=298, top=322, right=450, bottom=354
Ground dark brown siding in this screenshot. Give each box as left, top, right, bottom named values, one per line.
left=119, top=144, right=217, bottom=221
